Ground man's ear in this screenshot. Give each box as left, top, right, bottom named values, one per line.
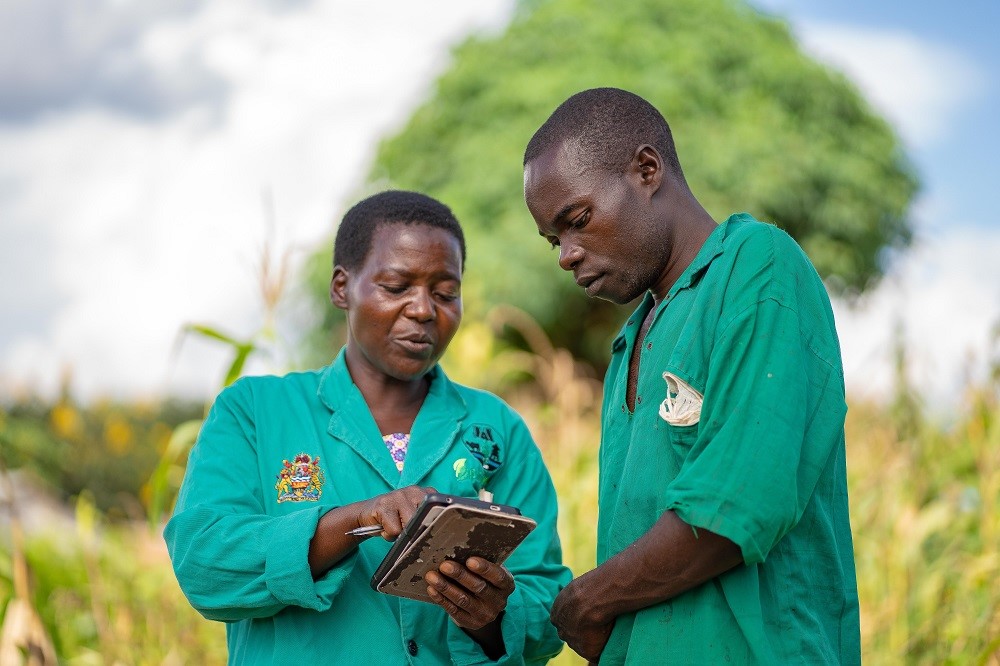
left=632, top=144, right=663, bottom=192
left=330, top=266, right=349, bottom=310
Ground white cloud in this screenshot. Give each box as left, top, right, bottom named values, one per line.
left=833, top=210, right=1000, bottom=410
left=0, top=0, right=515, bottom=401
left=2, top=0, right=994, bottom=412
left=793, top=22, right=985, bottom=148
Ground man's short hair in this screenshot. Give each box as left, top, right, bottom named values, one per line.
left=334, top=190, right=466, bottom=271
left=524, top=87, right=683, bottom=178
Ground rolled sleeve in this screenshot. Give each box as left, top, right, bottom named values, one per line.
left=662, top=297, right=837, bottom=564
left=264, top=504, right=359, bottom=609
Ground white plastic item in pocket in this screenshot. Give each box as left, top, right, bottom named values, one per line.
left=658, top=372, right=703, bottom=426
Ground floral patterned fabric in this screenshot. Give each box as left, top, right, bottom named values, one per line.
left=382, top=432, right=410, bottom=472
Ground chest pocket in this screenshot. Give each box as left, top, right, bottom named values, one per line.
left=659, top=371, right=702, bottom=454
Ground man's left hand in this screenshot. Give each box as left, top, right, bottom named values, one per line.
left=550, top=574, right=615, bottom=662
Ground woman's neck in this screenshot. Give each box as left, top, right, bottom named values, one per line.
left=345, top=355, right=430, bottom=434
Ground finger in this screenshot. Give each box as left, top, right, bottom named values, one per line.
left=426, top=582, right=496, bottom=630
left=374, top=507, right=403, bottom=539
left=438, top=560, right=492, bottom=597
left=432, top=563, right=509, bottom=628
left=426, top=584, right=473, bottom=623
left=465, top=557, right=514, bottom=592
left=426, top=567, right=498, bottom=620
left=425, top=572, right=477, bottom=615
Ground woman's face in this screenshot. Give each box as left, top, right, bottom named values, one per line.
left=332, top=222, right=463, bottom=383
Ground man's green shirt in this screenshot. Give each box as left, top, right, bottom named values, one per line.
left=598, top=214, right=860, bottom=664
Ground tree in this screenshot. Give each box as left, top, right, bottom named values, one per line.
left=303, top=0, right=918, bottom=367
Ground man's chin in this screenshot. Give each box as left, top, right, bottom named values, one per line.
left=588, top=282, right=644, bottom=306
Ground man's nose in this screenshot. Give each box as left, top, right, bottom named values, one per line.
left=558, top=242, right=583, bottom=271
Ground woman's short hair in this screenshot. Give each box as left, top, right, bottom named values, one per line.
left=334, top=190, right=466, bottom=271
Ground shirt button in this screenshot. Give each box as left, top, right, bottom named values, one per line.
left=407, top=639, right=418, bottom=656
left=621, top=404, right=626, bottom=413
left=637, top=396, right=642, bottom=404
left=646, top=342, right=653, bottom=350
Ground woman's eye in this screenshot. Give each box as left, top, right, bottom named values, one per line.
left=380, top=284, right=406, bottom=294
left=435, top=292, right=459, bottom=302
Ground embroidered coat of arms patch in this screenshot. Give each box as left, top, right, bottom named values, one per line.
left=275, top=453, right=324, bottom=503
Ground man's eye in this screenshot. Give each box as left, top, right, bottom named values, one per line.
left=570, top=211, right=590, bottom=228
left=548, top=238, right=560, bottom=249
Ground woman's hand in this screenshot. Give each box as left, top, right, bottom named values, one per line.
left=424, top=556, right=514, bottom=659
left=355, top=485, right=436, bottom=540
left=425, top=556, right=514, bottom=628
left=309, top=485, right=434, bottom=578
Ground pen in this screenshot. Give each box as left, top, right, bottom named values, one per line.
left=345, top=524, right=384, bottom=537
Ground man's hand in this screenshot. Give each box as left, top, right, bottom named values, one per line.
left=547, top=511, right=742, bottom=662
left=549, top=572, right=614, bottom=663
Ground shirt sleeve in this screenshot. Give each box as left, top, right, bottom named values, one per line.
left=164, top=380, right=357, bottom=621
left=662, top=295, right=846, bottom=564
left=445, top=408, right=572, bottom=665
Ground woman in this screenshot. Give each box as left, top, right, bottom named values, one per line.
left=165, top=191, right=570, bottom=664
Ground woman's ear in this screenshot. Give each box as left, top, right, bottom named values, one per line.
left=330, top=266, right=349, bottom=310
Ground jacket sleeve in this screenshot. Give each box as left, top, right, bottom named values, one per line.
left=446, top=407, right=572, bottom=665
left=163, top=379, right=358, bottom=621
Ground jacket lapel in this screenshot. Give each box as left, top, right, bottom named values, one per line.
left=318, top=351, right=399, bottom=488
left=399, top=365, right=466, bottom=488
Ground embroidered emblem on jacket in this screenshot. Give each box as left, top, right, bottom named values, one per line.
left=275, top=453, right=324, bottom=503
left=461, top=424, right=503, bottom=472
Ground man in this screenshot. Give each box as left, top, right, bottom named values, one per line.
left=522, top=88, right=860, bottom=664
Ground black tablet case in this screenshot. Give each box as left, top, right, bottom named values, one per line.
left=370, top=493, right=536, bottom=602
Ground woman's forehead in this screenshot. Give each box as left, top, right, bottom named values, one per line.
left=365, top=222, right=463, bottom=273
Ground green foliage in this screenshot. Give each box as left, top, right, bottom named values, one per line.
left=0, top=397, right=202, bottom=520
left=3, top=320, right=998, bottom=664
left=183, top=324, right=258, bottom=388
left=0, top=501, right=226, bottom=664
left=303, top=0, right=918, bottom=365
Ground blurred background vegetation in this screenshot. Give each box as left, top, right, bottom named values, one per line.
left=1, top=0, right=995, bottom=664
left=301, top=0, right=917, bottom=368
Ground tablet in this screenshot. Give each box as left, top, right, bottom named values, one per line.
left=370, top=493, right=537, bottom=602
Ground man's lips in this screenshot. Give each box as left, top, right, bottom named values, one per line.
left=575, top=273, right=604, bottom=295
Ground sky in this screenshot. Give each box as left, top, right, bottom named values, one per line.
left=0, top=0, right=997, bottom=410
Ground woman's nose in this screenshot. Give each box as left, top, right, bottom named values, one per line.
left=405, top=288, right=435, bottom=321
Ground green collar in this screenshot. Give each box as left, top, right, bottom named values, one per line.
left=611, top=213, right=748, bottom=352
left=316, top=348, right=468, bottom=487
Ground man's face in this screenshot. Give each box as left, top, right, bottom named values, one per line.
left=524, top=142, right=663, bottom=305
left=334, top=223, right=463, bottom=382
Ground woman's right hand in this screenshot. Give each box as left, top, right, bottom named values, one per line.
left=355, top=485, right=436, bottom=540
left=309, top=485, right=435, bottom=578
